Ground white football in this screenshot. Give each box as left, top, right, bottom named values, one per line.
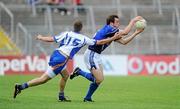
left=135, top=19, right=147, bottom=29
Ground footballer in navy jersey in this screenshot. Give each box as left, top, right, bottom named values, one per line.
left=70, top=15, right=145, bottom=102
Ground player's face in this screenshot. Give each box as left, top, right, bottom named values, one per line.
left=113, top=18, right=120, bottom=28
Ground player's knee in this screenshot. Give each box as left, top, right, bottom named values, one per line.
left=63, top=75, right=69, bottom=81
left=63, top=77, right=68, bottom=82
left=95, top=78, right=104, bottom=84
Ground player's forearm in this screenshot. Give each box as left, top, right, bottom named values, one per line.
left=97, top=32, right=124, bottom=45
left=96, top=37, right=115, bottom=45
left=117, top=32, right=138, bottom=45
left=96, top=32, right=123, bottom=45
left=37, top=35, right=54, bottom=42
left=121, top=19, right=136, bottom=35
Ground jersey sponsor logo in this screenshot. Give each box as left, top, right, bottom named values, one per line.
left=128, top=55, right=180, bottom=75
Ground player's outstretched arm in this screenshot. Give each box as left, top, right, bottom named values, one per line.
left=36, top=34, right=54, bottom=42
left=96, top=32, right=122, bottom=45
left=115, top=28, right=144, bottom=45
left=120, top=16, right=143, bottom=35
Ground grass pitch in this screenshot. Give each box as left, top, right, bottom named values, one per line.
left=0, top=75, right=180, bottom=109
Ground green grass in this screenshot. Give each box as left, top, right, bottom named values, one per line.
left=0, top=75, right=180, bottom=109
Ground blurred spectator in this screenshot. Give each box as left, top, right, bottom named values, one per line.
left=27, top=0, right=46, bottom=14
left=74, top=0, right=81, bottom=5
left=46, top=0, right=59, bottom=5
left=27, top=0, right=72, bottom=15
left=46, top=0, right=70, bottom=15
left=73, top=0, right=86, bottom=14
left=27, top=0, right=42, bottom=5
left=59, top=0, right=71, bottom=15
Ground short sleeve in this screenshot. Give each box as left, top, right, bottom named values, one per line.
left=84, top=36, right=97, bottom=46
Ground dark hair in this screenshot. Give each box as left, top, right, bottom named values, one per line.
left=73, top=20, right=83, bottom=32
left=106, top=15, right=119, bottom=25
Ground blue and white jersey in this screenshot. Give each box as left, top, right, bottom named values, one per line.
left=53, top=31, right=96, bottom=59
left=88, top=25, right=121, bottom=54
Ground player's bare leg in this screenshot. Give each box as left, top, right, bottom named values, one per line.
left=58, top=69, right=71, bottom=102
left=13, top=69, right=53, bottom=99
left=83, top=65, right=104, bottom=102
left=70, top=65, right=104, bottom=102
left=91, top=65, right=104, bottom=84
left=27, top=73, right=51, bottom=87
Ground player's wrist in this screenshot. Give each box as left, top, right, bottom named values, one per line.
left=111, top=36, right=117, bottom=41
left=131, top=19, right=137, bottom=25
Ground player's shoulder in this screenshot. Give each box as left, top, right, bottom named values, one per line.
left=104, top=25, right=114, bottom=30
left=101, top=25, right=116, bottom=32
left=69, top=31, right=88, bottom=40
left=101, top=25, right=118, bottom=34
left=56, top=31, right=68, bottom=37
left=65, top=31, right=79, bottom=37
left=80, top=34, right=90, bottom=40
left=65, top=31, right=72, bottom=35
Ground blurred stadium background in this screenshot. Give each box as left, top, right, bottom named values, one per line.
left=0, top=0, right=179, bottom=75
left=0, top=0, right=180, bottom=55
left=0, top=0, right=179, bottom=109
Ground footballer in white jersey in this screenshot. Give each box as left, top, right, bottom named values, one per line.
left=53, top=31, right=97, bottom=59
left=13, top=20, right=121, bottom=101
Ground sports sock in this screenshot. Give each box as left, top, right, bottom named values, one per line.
left=84, top=82, right=99, bottom=100
left=78, top=69, right=95, bottom=82
left=19, top=83, right=29, bottom=90
left=59, top=92, right=64, bottom=97
left=59, top=92, right=65, bottom=100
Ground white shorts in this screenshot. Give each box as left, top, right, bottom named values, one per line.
left=45, top=65, right=66, bottom=78
left=84, top=49, right=102, bottom=70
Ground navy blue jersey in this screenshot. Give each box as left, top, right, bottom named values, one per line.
left=88, top=25, right=119, bottom=54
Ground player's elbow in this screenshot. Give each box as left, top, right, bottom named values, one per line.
left=119, top=40, right=128, bottom=45
left=122, top=31, right=128, bottom=35
left=121, top=42, right=128, bottom=45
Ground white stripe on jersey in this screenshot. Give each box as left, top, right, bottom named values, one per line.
left=53, top=31, right=96, bottom=58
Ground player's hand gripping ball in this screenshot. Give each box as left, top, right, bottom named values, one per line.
left=135, top=19, right=147, bottom=29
